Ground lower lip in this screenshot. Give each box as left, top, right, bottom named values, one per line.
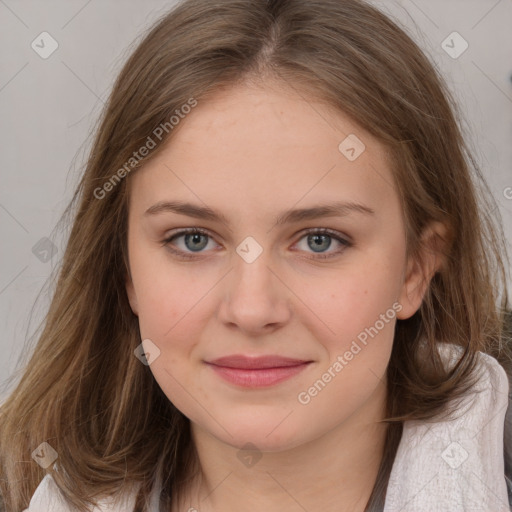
left=205, top=362, right=311, bottom=388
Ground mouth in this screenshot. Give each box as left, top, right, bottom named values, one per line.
left=204, top=355, right=313, bottom=388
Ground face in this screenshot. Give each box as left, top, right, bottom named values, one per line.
left=125, top=81, right=429, bottom=452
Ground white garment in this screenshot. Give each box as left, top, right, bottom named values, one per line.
left=20, top=477, right=145, bottom=512
left=22, top=344, right=510, bottom=512
left=384, top=344, right=510, bottom=511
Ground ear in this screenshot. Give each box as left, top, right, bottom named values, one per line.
left=125, top=271, right=139, bottom=316
left=396, top=221, right=449, bottom=320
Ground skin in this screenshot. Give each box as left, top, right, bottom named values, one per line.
left=125, top=80, right=443, bottom=512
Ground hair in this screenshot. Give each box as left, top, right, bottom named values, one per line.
left=1, top=0, right=510, bottom=511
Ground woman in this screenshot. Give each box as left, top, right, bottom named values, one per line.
left=1, top=0, right=511, bottom=511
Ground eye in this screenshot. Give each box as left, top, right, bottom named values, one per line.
left=162, top=228, right=218, bottom=260
left=161, top=227, right=352, bottom=260
left=292, top=228, right=352, bottom=260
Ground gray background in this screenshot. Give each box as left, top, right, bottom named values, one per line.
left=1, top=0, right=511, bottom=401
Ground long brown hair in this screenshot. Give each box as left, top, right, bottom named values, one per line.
left=1, top=0, right=510, bottom=511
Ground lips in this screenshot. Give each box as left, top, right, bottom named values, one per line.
left=204, top=354, right=313, bottom=388
left=206, top=354, right=312, bottom=370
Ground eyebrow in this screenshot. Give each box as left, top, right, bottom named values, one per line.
left=144, top=200, right=375, bottom=229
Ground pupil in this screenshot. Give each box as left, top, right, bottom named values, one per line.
left=186, top=233, right=208, bottom=251
left=309, top=234, right=331, bottom=252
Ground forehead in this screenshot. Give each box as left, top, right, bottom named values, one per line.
left=128, top=82, right=398, bottom=218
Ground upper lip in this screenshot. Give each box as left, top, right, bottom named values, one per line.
left=206, top=355, right=312, bottom=369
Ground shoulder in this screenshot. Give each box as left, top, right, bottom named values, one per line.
left=22, top=473, right=142, bottom=512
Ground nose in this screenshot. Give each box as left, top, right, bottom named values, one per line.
left=216, top=249, right=292, bottom=336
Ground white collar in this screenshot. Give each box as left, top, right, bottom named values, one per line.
left=384, top=343, right=510, bottom=511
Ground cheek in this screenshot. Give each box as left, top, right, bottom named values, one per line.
left=293, top=261, right=400, bottom=417
left=130, top=263, right=211, bottom=417
left=127, top=239, right=200, bottom=343
left=300, top=258, right=404, bottom=351
left=135, top=274, right=205, bottom=344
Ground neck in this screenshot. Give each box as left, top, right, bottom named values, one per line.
left=173, top=381, right=389, bottom=512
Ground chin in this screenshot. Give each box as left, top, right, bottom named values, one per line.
left=213, top=420, right=309, bottom=453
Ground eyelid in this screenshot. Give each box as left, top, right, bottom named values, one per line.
left=300, top=227, right=352, bottom=245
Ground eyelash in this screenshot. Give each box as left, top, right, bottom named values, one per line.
left=161, top=227, right=353, bottom=261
